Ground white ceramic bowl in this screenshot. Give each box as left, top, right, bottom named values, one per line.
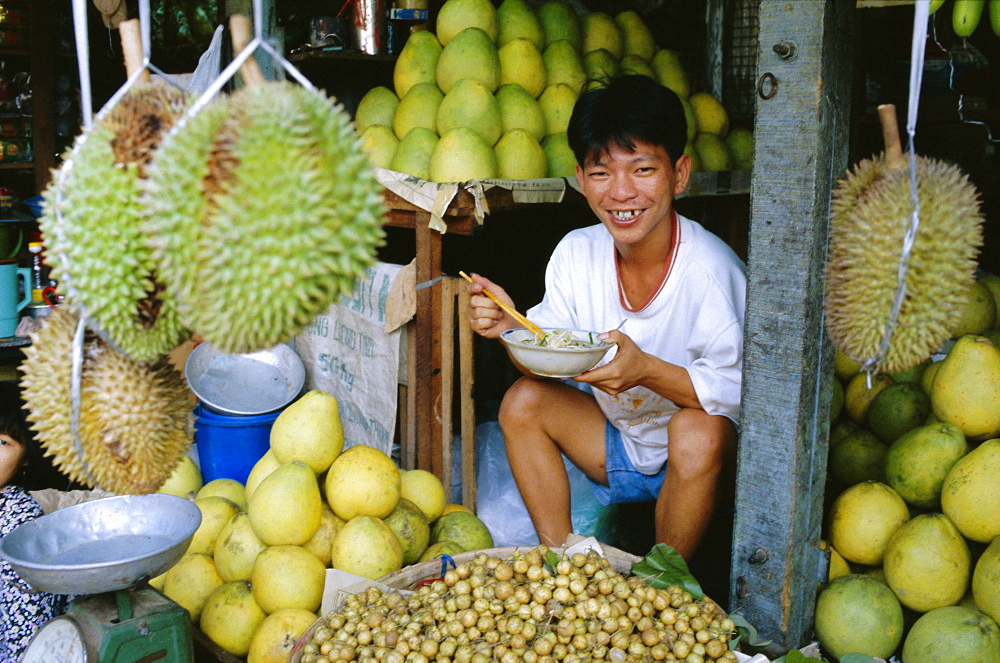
left=501, top=328, right=613, bottom=378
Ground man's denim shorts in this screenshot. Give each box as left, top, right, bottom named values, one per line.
left=589, top=420, right=666, bottom=506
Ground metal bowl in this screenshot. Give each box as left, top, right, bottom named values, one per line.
left=0, top=494, right=201, bottom=595
left=500, top=328, right=614, bottom=379
left=185, top=342, right=305, bottom=416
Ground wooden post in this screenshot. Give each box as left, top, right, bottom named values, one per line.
left=413, top=210, right=444, bottom=478
left=731, top=0, right=854, bottom=651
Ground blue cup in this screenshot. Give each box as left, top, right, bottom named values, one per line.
left=0, top=262, right=31, bottom=338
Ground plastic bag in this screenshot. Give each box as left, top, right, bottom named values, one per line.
left=185, top=24, right=224, bottom=97
left=475, top=420, right=618, bottom=547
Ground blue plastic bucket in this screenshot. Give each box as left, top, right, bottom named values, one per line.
left=194, top=404, right=280, bottom=484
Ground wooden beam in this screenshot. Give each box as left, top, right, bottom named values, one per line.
left=413, top=211, right=444, bottom=478
left=731, top=0, right=855, bottom=651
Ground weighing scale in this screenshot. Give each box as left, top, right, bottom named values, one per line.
left=0, top=493, right=202, bottom=663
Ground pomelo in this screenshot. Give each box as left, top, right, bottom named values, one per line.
left=498, top=37, right=547, bottom=99
left=436, top=27, right=501, bottom=94
left=537, top=1, right=581, bottom=51
left=399, top=468, right=448, bottom=521
left=429, top=127, right=499, bottom=183
left=189, top=496, right=241, bottom=555
left=214, top=511, right=267, bottom=582
left=393, top=30, right=442, bottom=98
left=814, top=574, right=904, bottom=661
left=867, top=381, right=932, bottom=443
left=827, top=429, right=887, bottom=486
left=496, top=0, right=544, bottom=50
left=495, top=129, right=547, bottom=180
left=389, top=127, right=439, bottom=180
left=543, top=40, right=586, bottom=95
left=902, top=605, right=1000, bottom=663
left=828, top=481, right=909, bottom=566
left=358, top=125, right=398, bottom=169
left=834, top=347, right=862, bottom=383
left=496, top=83, right=547, bottom=142
left=430, top=511, right=494, bottom=551
left=245, top=449, right=280, bottom=502
left=844, top=371, right=894, bottom=424
left=325, top=444, right=400, bottom=520
left=537, top=83, right=578, bottom=136
left=941, top=438, right=1000, bottom=543
left=200, top=580, right=267, bottom=656
left=883, top=512, right=971, bottom=612
left=302, top=504, right=345, bottom=567
left=384, top=497, right=431, bottom=565
left=156, top=453, right=203, bottom=498
left=884, top=422, right=968, bottom=509
left=269, top=389, right=344, bottom=474
left=436, top=78, right=503, bottom=146
left=436, top=0, right=498, bottom=46
left=419, top=540, right=466, bottom=562
left=354, top=86, right=399, bottom=134
left=688, top=91, right=729, bottom=137
left=247, top=608, right=319, bottom=663
left=163, top=552, right=224, bottom=622
left=197, top=478, right=247, bottom=510
left=580, top=12, right=623, bottom=60
left=972, top=536, right=1000, bottom=624
left=331, top=515, right=404, bottom=579
left=619, top=54, right=655, bottom=79
left=393, top=82, right=444, bottom=140
left=950, top=281, right=997, bottom=337
left=693, top=132, right=732, bottom=172
left=651, top=49, right=689, bottom=101
left=615, top=10, right=656, bottom=62
left=251, top=545, right=326, bottom=614
left=542, top=132, right=577, bottom=178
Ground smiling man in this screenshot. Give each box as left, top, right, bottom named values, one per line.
left=466, top=75, right=747, bottom=561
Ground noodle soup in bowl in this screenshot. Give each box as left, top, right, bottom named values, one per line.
left=500, top=328, right=615, bottom=378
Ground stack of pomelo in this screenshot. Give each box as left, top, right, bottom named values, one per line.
left=816, top=274, right=1000, bottom=662
left=152, top=388, right=493, bottom=661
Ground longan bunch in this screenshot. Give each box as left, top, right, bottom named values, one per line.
left=299, top=546, right=738, bottom=663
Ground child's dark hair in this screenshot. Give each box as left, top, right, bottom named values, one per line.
left=567, top=74, right=688, bottom=168
left=0, top=382, right=34, bottom=453
left=0, top=381, right=70, bottom=490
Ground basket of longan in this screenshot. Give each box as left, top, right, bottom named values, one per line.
left=290, top=545, right=739, bottom=662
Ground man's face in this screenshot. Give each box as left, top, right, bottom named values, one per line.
left=575, top=139, right=691, bottom=252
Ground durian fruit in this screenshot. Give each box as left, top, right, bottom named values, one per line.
left=18, top=307, right=194, bottom=494
left=824, top=107, right=983, bottom=374
left=39, top=77, right=191, bottom=362
left=142, top=80, right=386, bottom=354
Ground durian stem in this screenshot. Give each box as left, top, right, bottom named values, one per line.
left=878, top=103, right=905, bottom=170
left=229, top=14, right=266, bottom=87
left=119, top=19, right=150, bottom=84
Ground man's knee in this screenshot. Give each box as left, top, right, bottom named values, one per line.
left=498, top=377, right=547, bottom=428
left=666, top=408, right=736, bottom=476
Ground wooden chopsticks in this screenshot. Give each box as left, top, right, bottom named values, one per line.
left=458, top=271, right=546, bottom=339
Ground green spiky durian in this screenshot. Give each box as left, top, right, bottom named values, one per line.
left=142, top=81, right=386, bottom=354
left=824, top=152, right=984, bottom=374
left=39, top=83, right=191, bottom=361
left=18, top=307, right=194, bottom=494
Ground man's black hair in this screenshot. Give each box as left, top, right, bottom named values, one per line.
left=567, top=74, right=687, bottom=168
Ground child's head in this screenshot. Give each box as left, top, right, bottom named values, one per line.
left=0, top=382, right=32, bottom=487
left=567, top=74, right=688, bottom=168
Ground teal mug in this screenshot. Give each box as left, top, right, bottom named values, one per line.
left=0, top=262, right=31, bottom=338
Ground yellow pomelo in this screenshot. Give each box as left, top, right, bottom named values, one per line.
left=950, top=281, right=997, bottom=338
left=197, top=478, right=247, bottom=510
left=497, top=0, right=544, bottom=50
left=251, top=545, right=326, bottom=614
left=830, top=375, right=844, bottom=421
left=441, top=503, right=474, bottom=516
left=359, top=125, right=398, bottom=169
left=430, top=511, right=494, bottom=551
left=725, top=127, right=754, bottom=170
left=867, top=381, right=932, bottom=443
left=651, top=49, right=689, bottom=100
left=834, top=348, right=863, bottom=383
left=972, top=536, right=1000, bottom=625
left=498, top=38, right=547, bottom=99
left=693, top=132, right=732, bottom=172
left=163, top=552, right=224, bottom=622
left=581, top=49, right=618, bottom=90
left=200, top=580, right=267, bottom=657
left=580, top=12, right=623, bottom=60
left=921, top=359, right=942, bottom=396
left=302, top=503, right=345, bottom=567
left=941, top=438, right=1000, bottom=543
left=844, top=372, right=894, bottom=424
left=389, top=127, right=438, bottom=180
left=680, top=98, right=698, bottom=144
left=615, top=10, right=655, bottom=62
left=931, top=335, right=1000, bottom=440
left=619, top=54, right=654, bottom=79
left=270, top=390, right=345, bottom=475
left=400, top=469, right=447, bottom=521
left=330, top=515, right=404, bottom=579
left=542, top=132, right=577, bottom=178
left=393, top=30, right=442, bottom=99
left=247, top=608, right=318, bottom=663
left=437, top=78, right=503, bottom=146
left=429, top=127, right=499, bottom=183
left=189, top=496, right=241, bottom=555
left=384, top=497, right=431, bottom=565
left=495, top=129, right=547, bottom=180
left=683, top=142, right=701, bottom=173
left=538, top=83, right=578, bottom=136
left=884, top=422, right=968, bottom=509
left=827, top=429, right=887, bottom=486
left=156, top=453, right=203, bottom=498
left=248, top=461, right=323, bottom=546
left=418, top=539, right=466, bottom=562
left=543, top=40, right=586, bottom=95
left=688, top=91, right=729, bottom=138
left=821, top=540, right=852, bottom=583
left=245, top=449, right=280, bottom=502
left=436, top=28, right=500, bottom=94
left=883, top=512, right=970, bottom=612
left=814, top=574, right=904, bottom=661
left=436, top=0, right=498, bottom=46
left=393, top=82, right=443, bottom=140
left=978, top=273, right=1000, bottom=314
left=354, top=86, right=399, bottom=134
left=828, top=481, right=909, bottom=566
left=496, top=84, right=546, bottom=142
left=325, top=444, right=401, bottom=520
left=213, top=511, right=267, bottom=582
left=902, top=605, right=1000, bottom=663
left=538, top=1, right=581, bottom=51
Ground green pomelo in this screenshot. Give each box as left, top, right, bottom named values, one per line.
left=496, top=84, right=546, bottom=142
left=542, top=132, right=577, bottom=178
left=973, top=536, right=1000, bottom=624
left=418, top=540, right=466, bottom=563
left=689, top=91, right=730, bottom=137
left=693, top=132, right=733, bottom=172
left=828, top=481, right=909, bottom=566
left=830, top=375, right=845, bottom=422
left=814, top=574, right=904, bottom=661
left=941, top=438, right=1000, bottom=543
left=543, top=40, right=586, bottom=96
left=429, top=128, right=498, bottom=183
left=389, top=127, right=439, bottom=180
left=951, top=281, right=997, bottom=337
left=498, top=38, right=547, bottom=99
left=495, top=129, right=547, bottom=180
left=683, top=142, right=701, bottom=173
left=902, top=605, right=1000, bottom=663
left=884, top=422, right=968, bottom=509
left=393, top=82, right=443, bottom=140
left=829, top=418, right=860, bottom=448
left=580, top=12, right=623, bottom=60
left=430, top=511, right=494, bottom=551
left=497, top=0, right=544, bottom=50
left=436, top=78, right=502, bottom=146
left=680, top=97, right=698, bottom=143
left=383, top=497, right=430, bottom=566
left=867, top=381, right=933, bottom=443
left=538, top=83, right=578, bottom=136
left=828, top=429, right=888, bottom=487
left=537, top=1, right=581, bottom=51
left=354, top=86, right=399, bottom=134
left=435, top=0, right=498, bottom=46
left=889, top=357, right=930, bottom=384
left=619, top=54, right=655, bottom=79
left=725, top=127, right=754, bottom=170
left=359, top=125, right=398, bottom=170
left=652, top=49, right=690, bottom=100
left=615, top=10, right=655, bottom=62
left=582, top=48, right=619, bottom=90
left=884, top=512, right=971, bottom=612
left=393, top=30, right=442, bottom=99
left=436, top=28, right=500, bottom=94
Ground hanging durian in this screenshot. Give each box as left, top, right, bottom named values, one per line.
left=141, top=15, right=386, bottom=354
left=18, top=307, right=194, bottom=494
left=39, top=20, right=190, bottom=362
left=824, top=105, right=983, bottom=374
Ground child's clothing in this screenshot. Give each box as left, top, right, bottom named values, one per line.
left=1, top=485, right=68, bottom=662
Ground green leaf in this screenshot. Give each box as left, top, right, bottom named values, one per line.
left=629, top=543, right=704, bottom=599
left=839, top=654, right=878, bottom=663
left=543, top=550, right=560, bottom=575
left=727, top=613, right=771, bottom=650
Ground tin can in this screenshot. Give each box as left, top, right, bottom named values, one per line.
left=353, top=0, right=387, bottom=54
